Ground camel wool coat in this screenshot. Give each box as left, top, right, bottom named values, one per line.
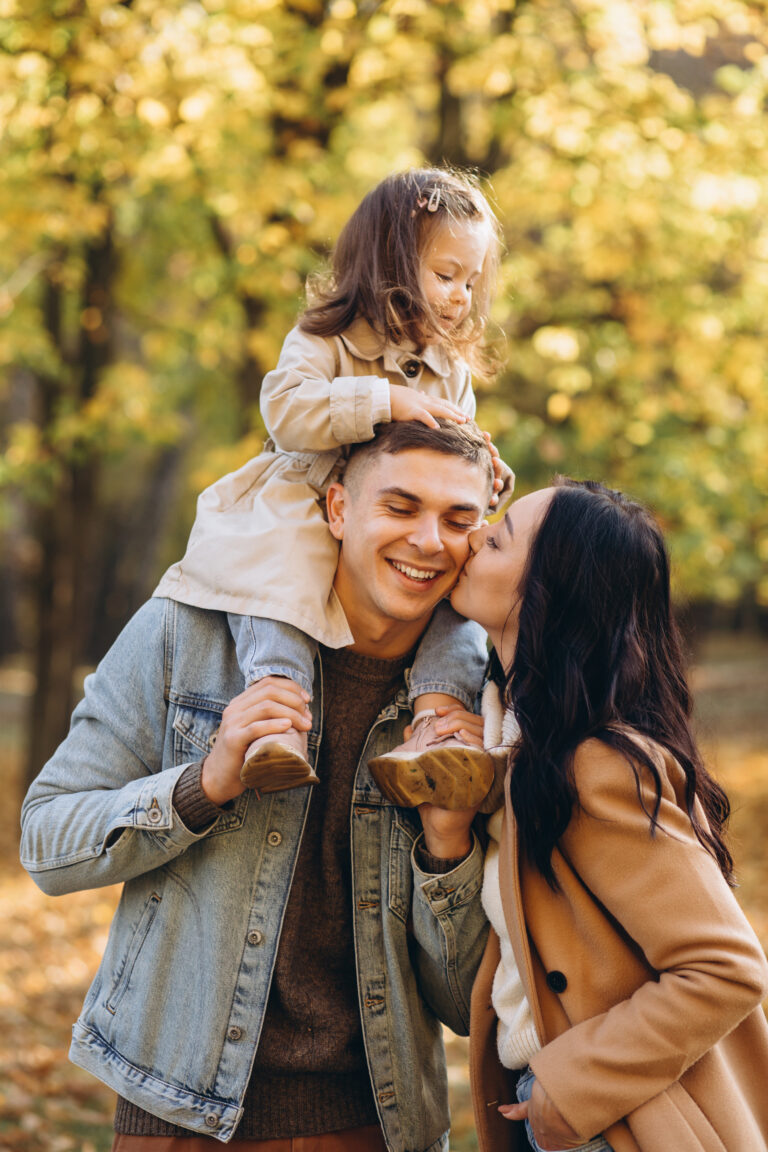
left=470, top=730, right=768, bottom=1152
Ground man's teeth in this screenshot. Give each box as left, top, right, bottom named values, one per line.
left=391, top=561, right=436, bottom=581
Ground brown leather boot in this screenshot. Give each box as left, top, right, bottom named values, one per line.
left=369, top=713, right=495, bottom=810
left=240, top=728, right=318, bottom=795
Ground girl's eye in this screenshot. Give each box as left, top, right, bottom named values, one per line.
left=485, top=536, right=499, bottom=550
left=436, top=273, right=452, bottom=283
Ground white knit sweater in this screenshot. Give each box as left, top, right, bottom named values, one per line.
left=481, top=683, right=541, bottom=1070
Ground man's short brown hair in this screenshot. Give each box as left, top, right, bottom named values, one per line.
left=343, top=418, right=495, bottom=502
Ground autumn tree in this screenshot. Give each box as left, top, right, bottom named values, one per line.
left=2, top=0, right=767, bottom=783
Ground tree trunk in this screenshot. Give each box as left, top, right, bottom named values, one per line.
left=24, top=221, right=114, bottom=787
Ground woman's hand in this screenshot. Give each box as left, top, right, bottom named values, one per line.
left=499, top=1079, right=583, bottom=1150
left=389, top=384, right=468, bottom=428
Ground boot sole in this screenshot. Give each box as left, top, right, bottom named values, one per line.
left=240, top=741, right=319, bottom=794
left=368, top=746, right=494, bottom=810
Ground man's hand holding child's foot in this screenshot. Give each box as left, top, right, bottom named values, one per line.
left=201, top=677, right=315, bottom=806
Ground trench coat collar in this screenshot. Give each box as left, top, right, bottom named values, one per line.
left=340, top=316, right=452, bottom=379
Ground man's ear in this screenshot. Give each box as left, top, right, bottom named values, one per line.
left=326, top=482, right=347, bottom=541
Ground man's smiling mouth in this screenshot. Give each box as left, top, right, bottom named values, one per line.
left=389, top=560, right=441, bottom=583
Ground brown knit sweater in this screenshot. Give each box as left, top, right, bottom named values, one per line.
left=115, top=644, right=454, bottom=1140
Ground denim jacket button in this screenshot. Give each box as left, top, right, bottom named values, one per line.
left=147, top=804, right=161, bottom=824
left=227, top=1025, right=243, bottom=1041
left=204, top=1114, right=219, bottom=1128
left=247, top=930, right=264, bottom=946
left=267, top=831, right=282, bottom=847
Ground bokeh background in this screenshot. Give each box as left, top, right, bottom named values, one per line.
left=1, top=1, right=767, bottom=1148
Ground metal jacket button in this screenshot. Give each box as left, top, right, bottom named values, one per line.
left=248, top=930, right=263, bottom=946
left=546, top=970, right=568, bottom=993
left=267, top=830, right=282, bottom=847
left=227, top=1025, right=243, bottom=1041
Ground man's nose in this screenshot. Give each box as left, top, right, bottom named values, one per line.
left=408, top=516, right=444, bottom=554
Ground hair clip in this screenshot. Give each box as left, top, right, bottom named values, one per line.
left=427, top=188, right=441, bottom=212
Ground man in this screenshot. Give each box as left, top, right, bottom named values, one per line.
left=20, top=419, right=495, bottom=1151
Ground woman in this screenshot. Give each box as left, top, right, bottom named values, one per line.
left=451, top=479, right=768, bottom=1152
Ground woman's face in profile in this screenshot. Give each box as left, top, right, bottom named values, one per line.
left=451, top=488, right=554, bottom=661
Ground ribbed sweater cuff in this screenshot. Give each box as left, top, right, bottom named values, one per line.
left=172, top=760, right=223, bottom=832
left=415, top=842, right=469, bottom=875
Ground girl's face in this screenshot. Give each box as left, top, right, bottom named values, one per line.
left=419, top=218, right=490, bottom=336
left=451, top=488, right=555, bottom=667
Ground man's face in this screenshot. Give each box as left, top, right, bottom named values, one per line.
left=328, top=448, right=490, bottom=637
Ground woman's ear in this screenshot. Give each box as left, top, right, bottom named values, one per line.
left=326, top=482, right=347, bottom=541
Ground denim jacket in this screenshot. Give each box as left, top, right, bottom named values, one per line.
left=20, top=598, right=489, bottom=1148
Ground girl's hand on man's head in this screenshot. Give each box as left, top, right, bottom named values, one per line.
left=482, top=429, right=505, bottom=507
left=389, top=383, right=468, bottom=428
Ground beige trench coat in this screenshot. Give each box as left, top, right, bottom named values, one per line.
left=154, top=318, right=478, bottom=647
left=470, top=731, right=768, bottom=1152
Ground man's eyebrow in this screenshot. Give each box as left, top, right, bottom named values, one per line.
left=378, top=486, right=482, bottom=514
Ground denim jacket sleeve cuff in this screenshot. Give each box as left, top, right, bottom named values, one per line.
left=411, top=831, right=483, bottom=912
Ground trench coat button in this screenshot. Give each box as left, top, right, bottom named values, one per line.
left=227, top=1025, right=243, bottom=1041
left=267, top=830, right=282, bottom=847
left=403, top=359, right=420, bottom=377
left=248, top=930, right=263, bottom=946
left=546, top=970, right=568, bottom=993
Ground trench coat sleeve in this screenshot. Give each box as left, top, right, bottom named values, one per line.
left=261, top=326, right=391, bottom=452
left=20, top=600, right=215, bottom=895
left=529, top=739, right=768, bottom=1142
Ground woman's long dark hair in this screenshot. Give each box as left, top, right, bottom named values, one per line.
left=502, top=478, right=733, bottom=888
left=300, top=166, right=501, bottom=375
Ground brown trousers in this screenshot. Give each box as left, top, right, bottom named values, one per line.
left=111, top=1126, right=387, bottom=1152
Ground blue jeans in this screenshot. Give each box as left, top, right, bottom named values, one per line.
left=228, top=600, right=488, bottom=710
left=516, top=1068, right=613, bottom=1152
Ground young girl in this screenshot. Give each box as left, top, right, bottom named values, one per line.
left=154, top=167, right=513, bottom=796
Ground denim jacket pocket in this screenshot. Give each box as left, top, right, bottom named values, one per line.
left=172, top=704, right=250, bottom=836
left=387, top=810, right=419, bottom=923
left=106, top=891, right=162, bottom=1014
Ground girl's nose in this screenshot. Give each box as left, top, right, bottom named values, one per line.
left=467, top=524, right=486, bottom=554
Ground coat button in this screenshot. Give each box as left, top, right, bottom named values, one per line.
left=402, top=359, right=420, bottom=377
left=267, top=830, right=282, bottom=847
left=546, top=970, right=568, bottom=993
